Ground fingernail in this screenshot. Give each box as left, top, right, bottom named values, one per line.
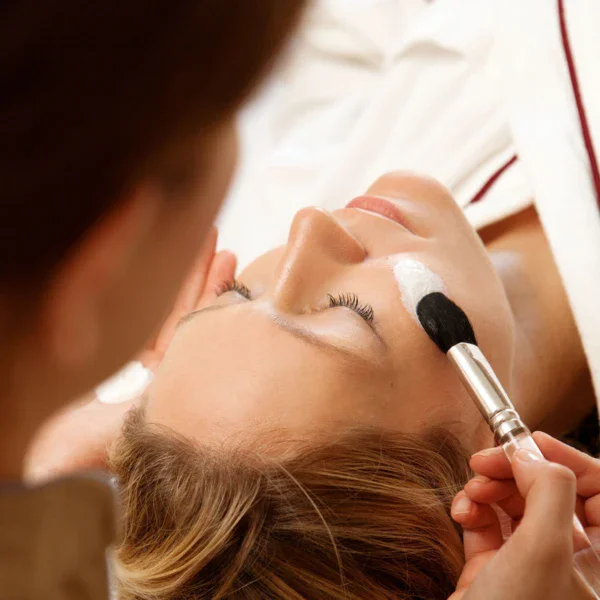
left=473, top=446, right=503, bottom=458
left=515, top=449, right=543, bottom=463
left=452, top=495, right=473, bottom=517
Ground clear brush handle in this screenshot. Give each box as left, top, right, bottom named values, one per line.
left=503, top=431, right=600, bottom=598
left=448, top=344, right=600, bottom=595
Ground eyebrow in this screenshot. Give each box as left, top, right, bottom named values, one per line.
left=177, top=304, right=377, bottom=366
left=177, top=304, right=232, bottom=327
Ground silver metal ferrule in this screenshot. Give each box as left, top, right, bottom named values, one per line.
left=447, top=343, right=529, bottom=445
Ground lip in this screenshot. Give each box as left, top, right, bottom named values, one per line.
left=346, top=196, right=414, bottom=233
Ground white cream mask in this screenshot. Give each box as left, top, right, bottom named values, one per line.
left=390, top=257, right=447, bottom=323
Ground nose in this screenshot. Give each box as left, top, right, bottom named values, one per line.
left=271, top=207, right=365, bottom=312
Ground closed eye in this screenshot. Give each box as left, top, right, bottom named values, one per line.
left=328, top=293, right=375, bottom=325
left=217, top=279, right=252, bottom=300
left=217, top=282, right=375, bottom=326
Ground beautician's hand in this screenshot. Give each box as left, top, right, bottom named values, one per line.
left=26, top=229, right=236, bottom=481
left=140, top=227, right=236, bottom=370
left=449, top=431, right=600, bottom=600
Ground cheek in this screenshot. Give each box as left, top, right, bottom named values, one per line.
left=394, top=233, right=515, bottom=394
left=443, top=254, right=515, bottom=388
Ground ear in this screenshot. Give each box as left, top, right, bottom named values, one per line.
left=40, top=186, right=161, bottom=369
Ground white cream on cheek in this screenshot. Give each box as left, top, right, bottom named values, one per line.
left=389, top=257, right=447, bottom=323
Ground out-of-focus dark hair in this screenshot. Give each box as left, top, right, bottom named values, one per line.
left=0, top=1, right=306, bottom=285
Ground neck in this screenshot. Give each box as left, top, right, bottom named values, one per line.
left=484, top=208, right=594, bottom=436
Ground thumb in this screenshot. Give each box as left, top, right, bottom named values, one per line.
left=197, top=250, right=237, bottom=307
left=511, top=449, right=577, bottom=557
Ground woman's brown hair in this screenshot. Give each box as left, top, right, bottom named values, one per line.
left=0, top=1, right=305, bottom=285
left=110, top=409, right=471, bottom=599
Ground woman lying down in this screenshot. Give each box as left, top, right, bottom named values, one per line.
left=29, top=172, right=594, bottom=599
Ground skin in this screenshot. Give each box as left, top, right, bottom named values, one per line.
left=25, top=170, right=597, bottom=596
left=480, top=210, right=593, bottom=434
left=3, top=119, right=237, bottom=480
left=26, top=232, right=237, bottom=479
left=449, top=433, right=600, bottom=599
left=144, top=171, right=593, bottom=452
left=28, top=171, right=594, bottom=479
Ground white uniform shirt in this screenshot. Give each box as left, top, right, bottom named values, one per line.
left=220, top=0, right=600, bottom=406
left=220, top=0, right=533, bottom=267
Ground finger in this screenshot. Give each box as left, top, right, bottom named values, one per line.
left=533, top=432, right=600, bottom=526
left=533, top=431, right=600, bottom=499
left=511, top=449, right=577, bottom=554
left=584, top=496, right=600, bottom=528
left=449, top=550, right=498, bottom=600
left=451, top=492, right=504, bottom=562
left=171, top=226, right=218, bottom=313
left=452, top=551, right=499, bottom=598
left=464, top=475, right=516, bottom=504
left=470, top=446, right=513, bottom=480
left=152, top=228, right=218, bottom=352
left=467, top=457, right=587, bottom=527
left=197, top=250, right=237, bottom=308
left=464, top=475, right=525, bottom=520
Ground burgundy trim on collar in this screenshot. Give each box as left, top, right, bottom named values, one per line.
left=468, top=154, right=518, bottom=205
left=558, top=0, right=600, bottom=206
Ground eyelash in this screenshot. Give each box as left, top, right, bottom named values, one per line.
left=328, top=293, right=375, bottom=324
left=219, top=279, right=252, bottom=300
left=218, top=282, right=375, bottom=324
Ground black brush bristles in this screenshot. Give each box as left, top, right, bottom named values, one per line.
left=416, top=292, right=477, bottom=354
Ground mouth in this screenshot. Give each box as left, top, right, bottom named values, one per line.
left=346, top=196, right=414, bottom=233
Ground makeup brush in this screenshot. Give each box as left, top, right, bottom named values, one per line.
left=391, top=258, right=600, bottom=595
left=390, top=258, right=527, bottom=447
left=416, top=292, right=477, bottom=353
left=415, top=289, right=532, bottom=453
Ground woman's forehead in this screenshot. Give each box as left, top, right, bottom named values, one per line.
left=145, top=307, right=373, bottom=443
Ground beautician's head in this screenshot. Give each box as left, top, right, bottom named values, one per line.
left=112, top=172, right=515, bottom=598
left=0, top=2, right=305, bottom=416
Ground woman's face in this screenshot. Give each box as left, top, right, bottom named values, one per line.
left=146, top=172, right=515, bottom=450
